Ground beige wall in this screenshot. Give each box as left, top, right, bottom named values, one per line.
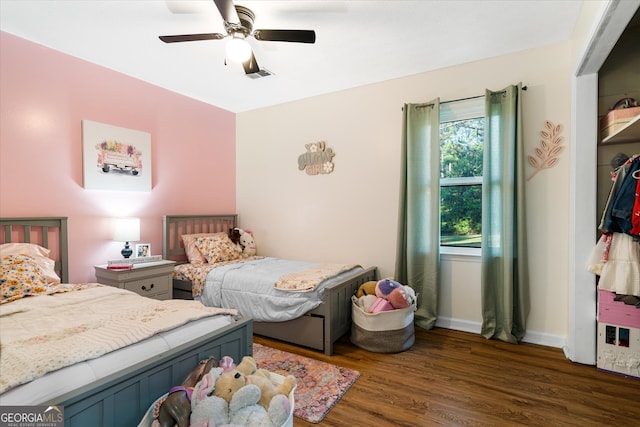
left=237, top=41, right=572, bottom=346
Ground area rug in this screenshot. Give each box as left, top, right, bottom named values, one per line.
left=252, top=343, right=360, bottom=423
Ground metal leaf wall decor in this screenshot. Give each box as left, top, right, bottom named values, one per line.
left=527, top=120, right=564, bottom=181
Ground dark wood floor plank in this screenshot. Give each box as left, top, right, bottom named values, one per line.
left=253, top=326, right=639, bottom=427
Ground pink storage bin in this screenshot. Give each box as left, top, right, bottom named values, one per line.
left=598, top=289, right=640, bottom=329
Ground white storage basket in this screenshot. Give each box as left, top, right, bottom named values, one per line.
left=350, top=296, right=415, bottom=353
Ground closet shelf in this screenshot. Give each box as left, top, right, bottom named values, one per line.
left=601, top=114, right=640, bottom=145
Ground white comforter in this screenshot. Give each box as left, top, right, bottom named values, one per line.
left=0, top=285, right=237, bottom=393
left=197, top=257, right=362, bottom=322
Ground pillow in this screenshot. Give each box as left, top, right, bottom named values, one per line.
left=0, top=243, right=61, bottom=284
left=194, top=234, right=242, bottom=264
left=0, top=254, right=49, bottom=304
left=0, top=242, right=49, bottom=258
left=181, top=233, right=227, bottom=265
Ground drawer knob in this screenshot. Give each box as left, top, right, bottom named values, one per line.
left=141, top=283, right=155, bottom=291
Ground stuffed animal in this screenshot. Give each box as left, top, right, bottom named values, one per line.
left=228, top=384, right=291, bottom=427
left=156, top=357, right=219, bottom=427
left=368, top=297, right=395, bottom=313
left=228, top=228, right=242, bottom=245
left=355, top=281, right=377, bottom=298
left=191, top=365, right=290, bottom=427
left=354, top=279, right=417, bottom=314
left=190, top=367, right=229, bottom=427
left=356, top=294, right=378, bottom=313
left=238, top=229, right=257, bottom=257
left=228, top=228, right=257, bottom=257
left=214, top=356, right=296, bottom=411
left=375, top=279, right=414, bottom=309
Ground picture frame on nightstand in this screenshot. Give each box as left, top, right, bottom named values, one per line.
left=136, top=243, right=151, bottom=257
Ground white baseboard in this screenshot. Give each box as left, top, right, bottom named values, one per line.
left=435, top=316, right=567, bottom=349
left=435, top=317, right=481, bottom=334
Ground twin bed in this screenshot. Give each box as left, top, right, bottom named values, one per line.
left=163, top=214, right=378, bottom=356
left=0, top=215, right=376, bottom=426
left=0, top=217, right=252, bottom=427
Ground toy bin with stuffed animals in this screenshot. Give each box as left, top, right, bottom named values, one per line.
left=138, top=373, right=295, bottom=427
left=350, top=279, right=417, bottom=353
left=350, top=296, right=416, bottom=353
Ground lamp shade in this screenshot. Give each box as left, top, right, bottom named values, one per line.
left=113, top=218, right=140, bottom=242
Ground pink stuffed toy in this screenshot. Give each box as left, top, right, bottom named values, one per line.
left=369, top=297, right=395, bottom=313
left=375, top=279, right=413, bottom=309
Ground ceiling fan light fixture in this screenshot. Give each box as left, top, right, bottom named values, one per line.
left=225, top=35, right=251, bottom=63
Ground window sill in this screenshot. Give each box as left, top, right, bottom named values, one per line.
left=440, top=246, right=481, bottom=261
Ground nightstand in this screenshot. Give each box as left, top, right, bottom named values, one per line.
left=94, top=260, right=176, bottom=300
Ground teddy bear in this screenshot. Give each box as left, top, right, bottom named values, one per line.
left=228, top=228, right=257, bottom=257
left=190, top=365, right=291, bottom=427
left=214, top=356, right=296, bottom=411
left=228, top=384, right=291, bottom=427
left=238, top=229, right=257, bottom=257
left=190, top=367, right=229, bottom=427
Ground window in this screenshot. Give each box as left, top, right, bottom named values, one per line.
left=439, top=97, right=484, bottom=248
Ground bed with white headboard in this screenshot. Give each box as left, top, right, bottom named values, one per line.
left=163, top=214, right=378, bottom=356
left=0, top=217, right=253, bottom=427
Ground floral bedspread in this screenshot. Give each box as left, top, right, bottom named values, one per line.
left=0, top=284, right=237, bottom=393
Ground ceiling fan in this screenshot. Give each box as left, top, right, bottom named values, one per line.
left=159, top=0, right=316, bottom=75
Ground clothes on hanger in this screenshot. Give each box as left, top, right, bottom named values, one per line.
left=600, top=154, right=640, bottom=236
left=588, top=153, right=640, bottom=299
left=595, top=232, right=640, bottom=297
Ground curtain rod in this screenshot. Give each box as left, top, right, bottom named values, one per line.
left=409, top=85, right=528, bottom=110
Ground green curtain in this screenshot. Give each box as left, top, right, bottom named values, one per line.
left=395, top=100, right=441, bottom=330
left=480, top=84, right=529, bottom=343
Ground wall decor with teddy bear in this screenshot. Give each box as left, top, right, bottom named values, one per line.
left=350, top=278, right=417, bottom=353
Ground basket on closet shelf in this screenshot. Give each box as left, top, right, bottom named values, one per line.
left=599, top=98, right=640, bottom=140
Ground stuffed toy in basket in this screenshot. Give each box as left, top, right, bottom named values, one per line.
left=350, top=279, right=417, bottom=353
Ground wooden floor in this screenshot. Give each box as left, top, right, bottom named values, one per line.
left=253, top=327, right=640, bottom=427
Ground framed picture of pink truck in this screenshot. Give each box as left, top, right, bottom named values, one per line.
left=82, top=120, right=152, bottom=192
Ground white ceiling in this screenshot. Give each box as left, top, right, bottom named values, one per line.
left=0, top=0, right=585, bottom=113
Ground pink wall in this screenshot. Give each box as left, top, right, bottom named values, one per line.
left=0, top=32, right=236, bottom=282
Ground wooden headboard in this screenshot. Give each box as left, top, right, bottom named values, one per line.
left=163, top=215, right=237, bottom=263
left=0, top=217, right=69, bottom=283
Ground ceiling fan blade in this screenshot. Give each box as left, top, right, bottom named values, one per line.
left=253, top=29, right=316, bottom=44
left=159, top=33, right=225, bottom=43
left=214, top=0, right=240, bottom=24
left=242, top=50, right=260, bottom=74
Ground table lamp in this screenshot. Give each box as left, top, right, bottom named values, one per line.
left=113, top=218, right=140, bottom=258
